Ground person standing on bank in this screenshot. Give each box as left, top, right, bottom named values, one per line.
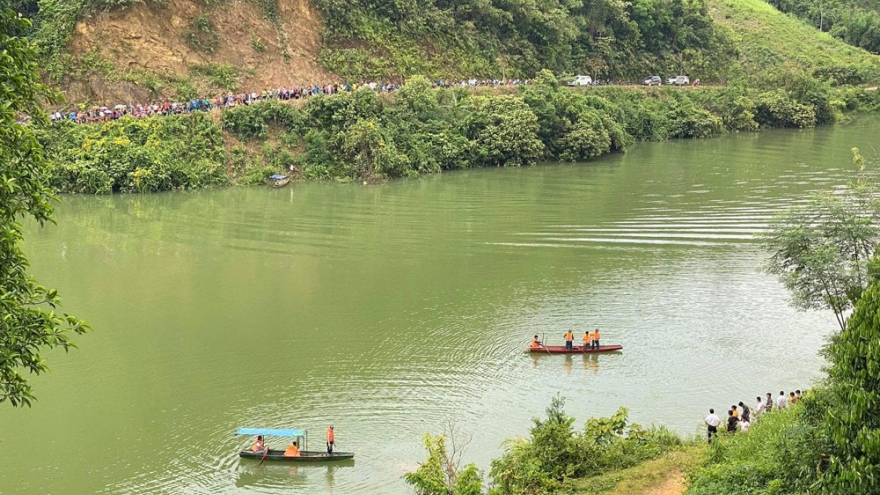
left=591, top=328, right=601, bottom=350
left=564, top=329, right=574, bottom=350
left=777, top=390, right=788, bottom=410
left=739, top=401, right=751, bottom=423
left=727, top=409, right=738, bottom=434
left=326, top=425, right=335, bottom=455
left=705, top=408, right=721, bottom=443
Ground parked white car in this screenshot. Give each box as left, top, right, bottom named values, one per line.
left=568, top=75, right=593, bottom=86
left=644, top=75, right=662, bottom=86
left=670, top=76, right=690, bottom=86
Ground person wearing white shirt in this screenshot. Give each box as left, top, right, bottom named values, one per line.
left=705, top=408, right=721, bottom=443
left=755, top=396, right=765, bottom=422
left=777, top=391, right=788, bottom=410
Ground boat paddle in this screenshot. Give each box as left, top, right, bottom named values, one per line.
left=541, top=333, right=551, bottom=356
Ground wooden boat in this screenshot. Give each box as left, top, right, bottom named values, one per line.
left=271, top=177, right=291, bottom=188
left=525, top=344, right=623, bottom=354
left=240, top=449, right=354, bottom=462
left=236, top=427, right=354, bottom=463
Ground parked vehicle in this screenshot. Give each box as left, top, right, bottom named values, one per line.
left=568, top=75, right=593, bottom=86
left=644, top=76, right=662, bottom=86
left=671, top=75, right=690, bottom=86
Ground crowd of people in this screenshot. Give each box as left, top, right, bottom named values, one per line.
left=47, top=78, right=530, bottom=125
left=704, top=389, right=804, bottom=442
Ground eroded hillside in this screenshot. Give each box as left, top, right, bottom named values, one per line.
left=62, top=0, right=335, bottom=104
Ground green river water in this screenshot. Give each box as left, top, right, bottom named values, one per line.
left=2, top=118, right=879, bottom=494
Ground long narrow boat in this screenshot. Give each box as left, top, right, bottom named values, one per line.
left=235, top=427, right=355, bottom=463
left=239, top=449, right=355, bottom=462
left=524, top=344, right=623, bottom=354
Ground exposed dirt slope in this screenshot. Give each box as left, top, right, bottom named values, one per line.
left=64, top=0, right=335, bottom=103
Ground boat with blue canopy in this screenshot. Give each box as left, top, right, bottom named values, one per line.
left=236, top=427, right=354, bottom=462
left=268, top=174, right=290, bottom=188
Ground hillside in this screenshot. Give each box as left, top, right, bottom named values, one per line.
left=709, top=0, right=880, bottom=80
left=8, top=0, right=880, bottom=105
left=51, top=0, right=333, bottom=104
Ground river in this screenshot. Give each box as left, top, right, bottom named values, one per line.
left=2, top=118, right=878, bottom=494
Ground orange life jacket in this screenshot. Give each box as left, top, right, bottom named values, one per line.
left=327, top=428, right=335, bottom=442
left=284, top=445, right=300, bottom=457
left=592, top=330, right=600, bottom=341
left=530, top=337, right=540, bottom=348
left=583, top=333, right=591, bottom=344
left=565, top=331, right=573, bottom=342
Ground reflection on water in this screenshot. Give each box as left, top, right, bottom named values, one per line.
left=235, top=462, right=353, bottom=490
left=2, top=119, right=878, bottom=494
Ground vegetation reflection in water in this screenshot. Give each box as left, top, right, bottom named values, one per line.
left=2, top=118, right=879, bottom=494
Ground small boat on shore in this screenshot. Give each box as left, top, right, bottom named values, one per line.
left=236, top=427, right=354, bottom=463
left=525, top=345, right=623, bottom=354
left=269, top=174, right=290, bottom=188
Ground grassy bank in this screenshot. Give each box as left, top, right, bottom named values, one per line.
left=570, top=444, right=706, bottom=495
left=36, top=72, right=880, bottom=194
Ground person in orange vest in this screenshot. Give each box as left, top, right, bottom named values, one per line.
left=582, top=331, right=592, bottom=351
left=252, top=435, right=266, bottom=454
left=591, top=328, right=600, bottom=350
left=326, top=426, right=335, bottom=455
left=530, top=335, right=542, bottom=349
left=564, top=330, right=574, bottom=350
left=283, top=440, right=300, bottom=457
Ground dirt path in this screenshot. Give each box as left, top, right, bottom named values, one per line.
left=640, top=469, right=686, bottom=495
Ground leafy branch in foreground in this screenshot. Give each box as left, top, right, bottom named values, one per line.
left=405, top=423, right=483, bottom=495
left=762, top=148, right=880, bottom=331
left=0, top=8, right=89, bottom=407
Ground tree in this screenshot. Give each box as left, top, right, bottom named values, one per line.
left=820, top=273, right=880, bottom=493
left=404, top=425, right=483, bottom=495
left=762, top=149, right=880, bottom=330
left=0, top=9, right=89, bottom=407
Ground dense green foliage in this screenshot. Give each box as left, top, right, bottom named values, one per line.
left=315, top=0, right=737, bottom=81
left=0, top=9, right=88, bottom=407
left=820, top=275, right=880, bottom=492
left=38, top=74, right=880, bottom=193
left=487, top=396, right=682, bottom=495
left=766, top=0, right=880, bottom=54
left=37, top=113, right=229, bottom=193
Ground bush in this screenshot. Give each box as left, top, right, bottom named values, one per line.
left=489, top=396, right=684, bottom=495
left=37, top=113, right=228, bottom=193
left=688, top=404, right=831, bottom=495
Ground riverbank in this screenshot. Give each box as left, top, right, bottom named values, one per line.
left=570, top=444, right=705, bottom=495
left=36, top=71, right=880, bottom=193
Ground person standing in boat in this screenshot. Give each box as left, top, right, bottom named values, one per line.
left=252, top=435, right=266, bottom=454
left=582, top=331, right=591, bottom=351
left=564, top=330, right=574, bottom=350
left=284, top=440, right=301, bottom=457
left=326, top=426, right=335, bottom=455
left=591, top=328, right=600, bottom=350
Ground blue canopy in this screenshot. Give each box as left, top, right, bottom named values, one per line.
left=268, top=174, right=287, bottom=180
left=236, top=427, right=307, bottom=437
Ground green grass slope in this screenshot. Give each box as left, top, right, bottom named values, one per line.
left=710, top=0, right=880, bottom=81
